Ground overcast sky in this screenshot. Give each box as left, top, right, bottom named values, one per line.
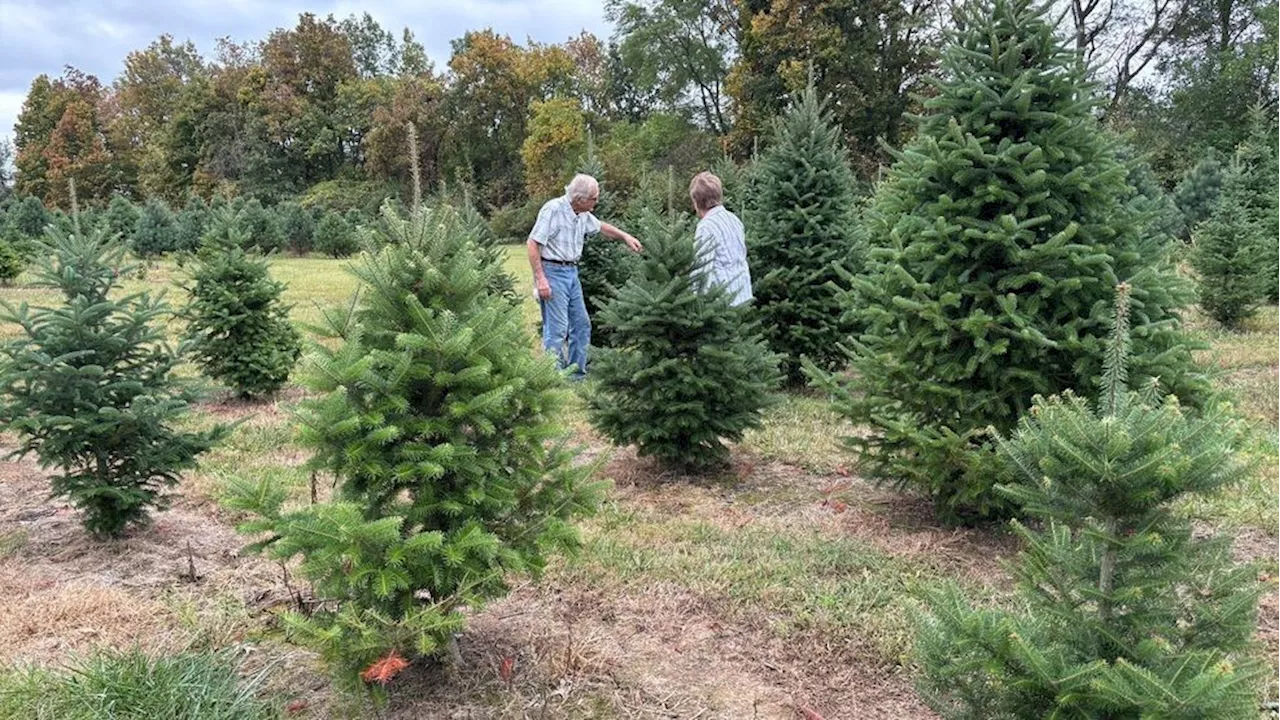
left=0, top=0, right=613, bottom=153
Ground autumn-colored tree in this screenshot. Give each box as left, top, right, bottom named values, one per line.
left=15, top=70, right=121, bottom=208
left=521, top=99, right=587, bottom=199
left=442, top=30, right=534, bottom=207
left=728, top=0, right=936, bottom=170
left=364, top=76, right=445, bottom=194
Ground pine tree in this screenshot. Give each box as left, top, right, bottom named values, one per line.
left=227, top=203, right=602, bottom=689
left=1191, top=156, right=1268, bottom=329
left=175, top=196, right=209, bottom=254
left=749, top=80, right=863, bottom=384
left=237, top=199, right=284, bottom=254
left=1173, top=155, right=1224, bottom=241
left=577, top=141, right=637, bottom=347
left=181, top=210, right=302, bottom=398
left=132, top=198, right=179, bottom=257
left=102, top=195, right=139, bottom=246
left=276, top=201, right=315, bottom=256
left=914, top=285, right=1262, bottom=718
left=812, top=0, right=1207, bottom=520
left=0, top=234, right=22, bottom=283
left=1235, top=108, right=1279, bottom=303
left=314, top=211, right=357, bottom=258
left=588, top=211, right=781, bottom=471
left=2, top=196, right=51, bottom=258
left=0, top=221, right=223, bottom=537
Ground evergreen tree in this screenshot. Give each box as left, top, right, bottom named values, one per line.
left=749, top=80, right=862, bottom=384
left=0, top=222, right=223, bottom=537
left=276, top=200, right=315, bottom=255
left=9, top=195, right=50, bottom=241
left=588, top=211, right=781, bottom=471
left=0, top=234, right=22, bottom=283
left=1235, top=108, right=1279, bottom=303
left=237, top=198, right=284, bottom=254
left=812, top=0, right=1207, bottom=520
left=181, top=210, right=302, bottom=398
left=175, top=195, right=209, bottom=253
left=1191, top=156, right=1269, bottom=329
left=915, top=285, right=1262, bottom=718
left=132, top=198, right=179, bottom=257
left=427, top=193, right=517, bottom=302
left=577, top=143, right=636, bottom=347
left=1172, top=155, right=1224, bottom=241
left=314, top=211, right=357, bottom=258
left=227, top=203, right=601, bottom=689
left=102, top=195, right=139, bottom=246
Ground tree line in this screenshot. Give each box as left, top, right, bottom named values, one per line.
left=2, top=0, right=1275, bottom=218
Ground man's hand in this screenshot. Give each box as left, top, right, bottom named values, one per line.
left=535, top=275, right=552, bottom=299
left=624, top=234, right=643, bottom=253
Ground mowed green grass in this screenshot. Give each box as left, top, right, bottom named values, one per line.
left=0, top=246, right=1275, bottom=714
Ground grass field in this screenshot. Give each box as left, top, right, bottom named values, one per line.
left=0, top=248, right=1275, bottom=718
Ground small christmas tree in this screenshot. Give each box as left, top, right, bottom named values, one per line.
left=0, top=220, right=223, bottom=537
left=813, top=0, right=1206, bottom=519
left=314, top=211, right=357, bottom=258
left=0, top=234, right=22, bottom=283
left=228, top=202, right=601, bottom=689
left=1173, top=155, right=1224, bottom=241
left=588, top=211, right=781, bottom=471
left=749, top=79, right=862, bottom=384
left=237, top=199, right=285, bottom=254
left=132, top=198, right=179, bottom=257
left=577, top=140, right=636, bottom=347
left=914, top=285, right=1262, bottom=718
left=276, top=201, right=315, bottom=256
left=102, top=195, right=139, bottom=245
left=181, top=210, right=302, bottom=398
left=1191, top=156, right=1268, bottom=328
left=175, top=195, right=209, bottom=253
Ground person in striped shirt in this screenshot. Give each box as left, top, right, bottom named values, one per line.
left=689, top=171, right=753, bottom=306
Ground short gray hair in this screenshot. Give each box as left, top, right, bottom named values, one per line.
left=565, top=174, right=599, bottom=202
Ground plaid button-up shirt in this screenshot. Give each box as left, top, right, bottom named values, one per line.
left=529, top=194, right=601, bottom=263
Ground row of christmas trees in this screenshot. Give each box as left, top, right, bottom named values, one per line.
left=0, top=0, right=1266, bottom=712
left=577, top=0, right=1267, bottom=715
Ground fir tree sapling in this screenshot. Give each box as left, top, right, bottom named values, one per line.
left=227, top=203, right=602, bottom=689
left=181, top=209, right=302, bottom=398
left=1191, top=156, right=1268, bottom=329
left=811, top=0, right=1207, bottom=519
left=914, top=284, right=1263, bottom=719
left=133, top=198, right=179, bottom=257
left=588, top=211, right=781, bottom=472
left=749, top=78, right=863, bottom=384
left=0, top=221, right=224, bottom=537
left=577, top=139, right=637, bottom=347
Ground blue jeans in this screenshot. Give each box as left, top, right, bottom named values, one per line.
left=539, top=263, right=591, bottom=378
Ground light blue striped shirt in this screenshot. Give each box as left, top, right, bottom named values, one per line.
left=694, top=206, right=753, bottom=306
left=530, top=195, right=601, bottom=262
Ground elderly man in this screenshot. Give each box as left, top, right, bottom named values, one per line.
left=689, top=171, right=752, bottom=306
left=528, top=174, right=642, bottom=378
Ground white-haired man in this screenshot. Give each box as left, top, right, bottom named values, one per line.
left=527, top=174, right=642, bottom=378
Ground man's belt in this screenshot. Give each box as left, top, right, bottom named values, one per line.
left=543, top=258, right=579, bottom=266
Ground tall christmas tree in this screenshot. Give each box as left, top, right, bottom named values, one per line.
left=749, top=79, right=863, bottom=384
left=914, top=285, right=1262, bottom=718
left=181, top=209, right=302, bottom=398
left=812, top=0, right=1206, bottom=519
left=577, top=138, right=637, bottom=348
left=0, top=220, right=223, bottom=537
left=1191, top=155, right=1269, bottom=328
left=228, top=203, right=601, bottom=688
left=588, top=211, right=781, bottom=471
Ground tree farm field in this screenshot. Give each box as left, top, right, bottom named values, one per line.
left=0, top=249, right=1275, bottom=718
